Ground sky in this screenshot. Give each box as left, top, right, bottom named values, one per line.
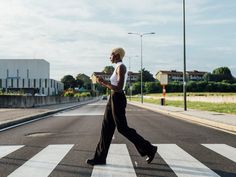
left=0, top=0, right=235, bottom=80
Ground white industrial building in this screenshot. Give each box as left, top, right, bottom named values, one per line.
left=0, top=59, right=64, bottom=96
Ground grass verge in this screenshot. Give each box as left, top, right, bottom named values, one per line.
left=130, top=97, right=236, bottom=115
left=147, top=92, right=236, bottom=97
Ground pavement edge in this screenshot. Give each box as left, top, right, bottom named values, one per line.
left=128, top=101, right=236, bottom=134
left=0, top=98, right=100, bottom=130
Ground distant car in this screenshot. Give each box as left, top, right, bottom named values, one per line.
left=34, top=93, right=47, bottom=96
left=25, top=93, right=32, bottom=96
left=102, top=95, right=107, bottom=100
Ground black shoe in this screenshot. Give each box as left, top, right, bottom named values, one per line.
left=86, top=158, right=106, bottom=166
left=146, top=146, right=157, bottom=164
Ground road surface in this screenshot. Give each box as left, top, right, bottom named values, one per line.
left=0, top=100, right=235, bottom=177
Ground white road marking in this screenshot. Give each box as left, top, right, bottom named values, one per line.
left=88, top=103, right=107, bottom=106
left=54, top=109, right=104, bottom=116
left=0, top=145, right=24, bottom=159
left=156, top=144, right=220, bottom=177
left=91, top=144, right=137, bottom=177
left=7, top=144, right=73, bottom=177
left=202, top=144, right=236, bottom=163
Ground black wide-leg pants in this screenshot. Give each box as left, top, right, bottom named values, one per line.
left=94, top=91, right=155, bottom=161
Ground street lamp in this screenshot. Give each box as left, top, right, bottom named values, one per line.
left=128, top=32, right=155, bottom=103
left=183, top=0, right=187, bottom=111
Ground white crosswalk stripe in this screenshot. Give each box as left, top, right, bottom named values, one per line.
left=54, top=108, right=104, bottom=116
left=155, top=144, right=220, bottom=177
left=7, top=144, right=73, bottom=177
left=202, top=144, right=236, bottom=163
left=0, top=145, right=24, bottom=159
left=0, top=143, right=235, bottom=176
left=91, top=144, right=137, bottom=177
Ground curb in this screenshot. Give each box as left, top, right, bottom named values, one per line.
left=0, top=98, right=100, bottom=130
left=128, top=101, right=236, bottom=134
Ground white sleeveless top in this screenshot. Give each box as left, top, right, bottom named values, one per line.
left=110, top=62, right=128, bottom=90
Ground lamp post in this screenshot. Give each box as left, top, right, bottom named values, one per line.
left=183, top=0, right=187, bottom=111
left=128, top=32, right=155, bottom=103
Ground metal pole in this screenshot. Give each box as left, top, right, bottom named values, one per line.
left=6, top=78, right=8, bottom=93
left=140, top=35, right=143, bottom=104
left=128, top=32, right=155, bottom=104
left=183, top=0, right=187, bottom=111
left=129, top=57, right=131, bottom=101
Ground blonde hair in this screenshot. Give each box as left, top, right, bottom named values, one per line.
left=112, top=47, right=125, bottom=59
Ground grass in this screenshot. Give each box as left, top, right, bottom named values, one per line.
left=147, top=92, right=236, bottom=97
left=130, top=97, right=236, bottom=115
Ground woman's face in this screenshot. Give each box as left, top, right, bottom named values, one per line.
left=110, top=52, right=119, bottom=63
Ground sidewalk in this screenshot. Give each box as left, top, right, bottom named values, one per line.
left=0, top=98, right=99, bottom=130
left=128, top=101, right=236, bottom=134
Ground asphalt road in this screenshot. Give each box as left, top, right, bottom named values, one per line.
left=0, top=100, right=235, bottom=177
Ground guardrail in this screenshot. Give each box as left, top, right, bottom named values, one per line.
left=0, top=95, right=92, bottom=108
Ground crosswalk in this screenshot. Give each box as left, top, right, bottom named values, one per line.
left=91, top=144, right=136, bottom=177
left=157, top=144, right=220, bottom=177
left=8, top=145, right=74, bottom=177
left=0, top=144, right=235, bottom=177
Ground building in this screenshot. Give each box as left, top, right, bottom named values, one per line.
left=156, top=70, right=207, bottom=83
left=91, top=72, right=111, bottom=84
left=187, top=70, right=208, bottom=81
left=0, top=59, right=64, bottom=96
left=91, top=71, right=140, bottom=84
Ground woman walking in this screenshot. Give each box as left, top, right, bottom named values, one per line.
left=87, top=47, right=157, bottom=166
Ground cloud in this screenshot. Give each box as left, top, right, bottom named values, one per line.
left=0, top=0, right=235, bottom=80
left=193, top=18, right=236, bottom=25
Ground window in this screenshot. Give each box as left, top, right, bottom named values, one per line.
left=6, top=69, right=9, bottom=77
left=22, top=79, right=25, bottom=88
left=39, top=79, right=41, bottom=87
left=45, top=79, right=47, bottom=88
left=27, top=69, right=29, bottom=78
left=11, top=79, right=13, bottom=88
left=0, top=79, right=2, bottom=88
left=28, top=79, right=30, bottom=88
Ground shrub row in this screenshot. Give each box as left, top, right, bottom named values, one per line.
left=127, top=81, right=236, bottom=94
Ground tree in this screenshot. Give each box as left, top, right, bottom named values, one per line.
left=138, top=68, right=155, bottom=82
left=61, top=75, right=77, bottom=90
left=212, top=67, right=233, bottom=76
left=204, top=67, right=234, bottom=83
left=212, top=67, right=234, bottom=82
left=103, top=66, right=114, bottom=74
left=76, top=73, right=92, bottom=89
left=76, top=79, right=84, bottom=88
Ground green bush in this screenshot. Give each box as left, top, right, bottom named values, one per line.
left=74, top=92, right=91, bottom=97
left=63, top=88, right=75, bottom=97
left=140, top=81, right=236, bottom=94
left=64, top=92, right=75, bottom=97
left=132, top=82, right=141, bottom=95
left=145, top=82, right=161, bottom=93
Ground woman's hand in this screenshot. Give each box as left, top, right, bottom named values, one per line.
left=96, top=76, right=104, bottom=84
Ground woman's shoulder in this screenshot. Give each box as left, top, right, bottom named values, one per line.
left=117, top=63, right=126, bottom=72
